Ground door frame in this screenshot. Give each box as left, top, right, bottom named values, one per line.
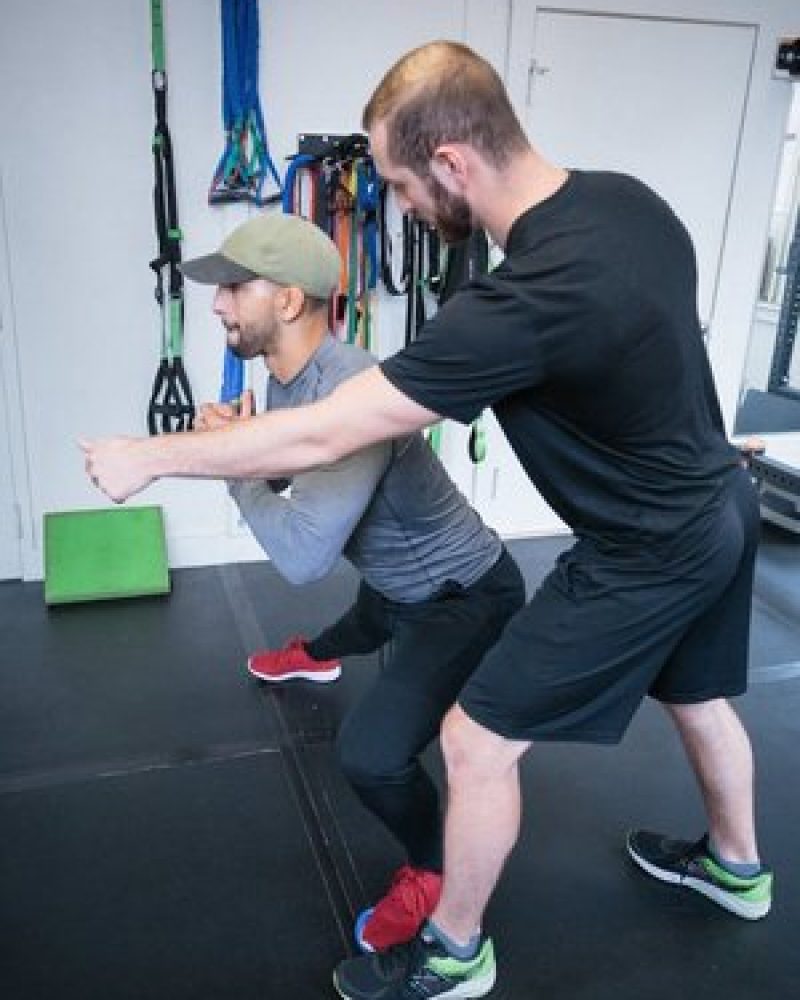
left=0, top=167, right=35, bottom=580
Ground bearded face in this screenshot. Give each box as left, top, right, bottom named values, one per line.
left=216, top=281, right=281, bottom=361
left=223, top=312, right=279, bottom=361
left=424, top=170, right=474, bottom=244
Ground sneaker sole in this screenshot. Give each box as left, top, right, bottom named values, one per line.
left=353, top=907, right=376, bottom=953
left=333, top=966, right=495, bottom=1000
left=446, top=967, right=496, bottom=998
left=247, top=663, right=341, bottom=683
left=626, top=839, right=771, bottom=920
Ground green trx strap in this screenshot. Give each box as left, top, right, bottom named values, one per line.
left=439, top=229, right=492, bottom=464
left=468, top=419, right=487, bottom=463
left=426, top=423, right=443, bottom=455
left=147, top=0, right=195, bottom=435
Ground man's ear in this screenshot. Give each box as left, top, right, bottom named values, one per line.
left=278, top=286, right=305, bottom=322
left=429, top=145, right=469, bottom=195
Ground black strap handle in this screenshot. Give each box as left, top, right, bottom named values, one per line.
left=148, top=357, right=196, bottom=435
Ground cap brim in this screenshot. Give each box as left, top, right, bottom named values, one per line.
left=179, top=252, right=258, bottom=285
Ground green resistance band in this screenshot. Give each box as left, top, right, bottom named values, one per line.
left=469, top=415, right=487, bottom=464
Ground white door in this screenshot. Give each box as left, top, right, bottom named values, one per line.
left=477, top=10, right=757, bottom=538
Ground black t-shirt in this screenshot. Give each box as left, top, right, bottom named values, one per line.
left=381, top=170, right=741, bottom=550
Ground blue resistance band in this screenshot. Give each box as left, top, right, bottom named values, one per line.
left=209, top=0, right=282, bottom=206
left=357, top=158, right=380, bottom=292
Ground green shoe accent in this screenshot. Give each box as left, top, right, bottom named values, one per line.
left=700, top=856, right=772, bottom=899
left=427, top=937, right=496, bottom=981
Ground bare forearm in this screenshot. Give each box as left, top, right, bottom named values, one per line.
left=152, top=407, right=334, bottom=480
left=83, top=408, right=335, bottom=504
left=81, top=368, right=438, bottom=503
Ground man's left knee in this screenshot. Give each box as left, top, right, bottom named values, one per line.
left=441, top=704, right=526, bottom=783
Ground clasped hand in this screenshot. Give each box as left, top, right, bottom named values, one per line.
left=79, top=435, right=155, bottom=504
left=194, top=388, right=255, bottom=431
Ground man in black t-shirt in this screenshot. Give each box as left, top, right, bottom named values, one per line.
left=83, top=41, right=772, bottom=1000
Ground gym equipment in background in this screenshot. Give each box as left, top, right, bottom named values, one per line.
left=147, top=0, right=195, bottom=435
left=208, top=0, right=282, bottom=206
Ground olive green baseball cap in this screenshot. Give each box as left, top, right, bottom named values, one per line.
left=180, top=212, right=341, bottom=298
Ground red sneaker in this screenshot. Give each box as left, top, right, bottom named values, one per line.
left=355, top=865, right=443, bottom=952
left=247, top=637, right=341, bottom=683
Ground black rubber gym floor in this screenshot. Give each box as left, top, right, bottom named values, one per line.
left=1, top=530, right=798, bottom=1000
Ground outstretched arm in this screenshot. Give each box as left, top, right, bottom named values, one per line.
left=81, top=367, right=439, bottom=503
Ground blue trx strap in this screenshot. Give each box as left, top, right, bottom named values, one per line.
left=209, top=0, right=282, bottom=206
left=213, top=0, right=282, bottom=404
left=219, top=344, right=245, bottom=405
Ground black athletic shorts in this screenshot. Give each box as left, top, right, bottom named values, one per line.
left=458, top=468, right=760, bottom=744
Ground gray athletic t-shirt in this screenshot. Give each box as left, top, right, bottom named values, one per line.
left=228, top=335, right=501, bottom=602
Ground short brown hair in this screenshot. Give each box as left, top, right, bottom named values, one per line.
left=362, top=41, right=529, bottom=173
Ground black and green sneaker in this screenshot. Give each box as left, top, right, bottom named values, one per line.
left=627, top=830, right=772, bottom=920
left=333, top=931, right=496, bottom=1000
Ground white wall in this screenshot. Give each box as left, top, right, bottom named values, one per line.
left=0, top=0, right=797, bottom=580
left=0, top=0, right=505, bottom=579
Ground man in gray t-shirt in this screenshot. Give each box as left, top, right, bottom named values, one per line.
left=182, top=213, right=525, bottom=954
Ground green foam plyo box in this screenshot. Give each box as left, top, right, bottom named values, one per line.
left=44, top=506, right=170, bottom=605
